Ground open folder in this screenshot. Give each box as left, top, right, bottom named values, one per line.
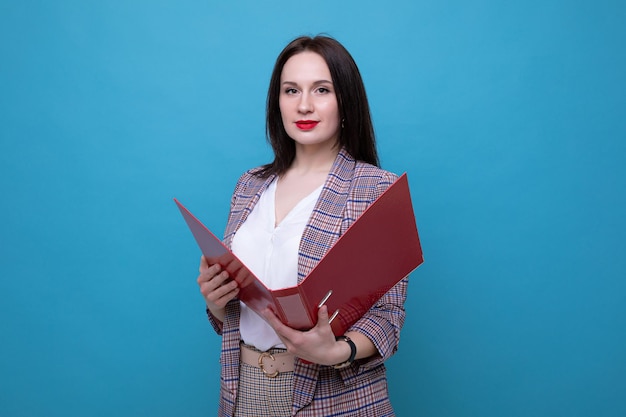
left=175, top=173, right=423, bottom=336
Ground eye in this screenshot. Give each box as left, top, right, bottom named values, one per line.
left=316, top=87, right=331, bottom=94
left=284, top=88, right=298, bottom=95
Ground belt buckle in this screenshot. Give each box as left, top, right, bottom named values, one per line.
left=258, top=352, right=279, bottom=378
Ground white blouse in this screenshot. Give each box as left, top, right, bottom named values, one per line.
left=231, top=178, right=323, bottom=351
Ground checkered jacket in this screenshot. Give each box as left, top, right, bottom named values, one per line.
left=207, top=148, right=409, bottom=416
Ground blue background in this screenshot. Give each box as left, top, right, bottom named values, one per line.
left=1, top=1, right=625, bottom=416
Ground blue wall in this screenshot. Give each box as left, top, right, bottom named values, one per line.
left=1, top=1, right=624, bottom=416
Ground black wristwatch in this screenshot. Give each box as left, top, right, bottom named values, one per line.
left=333, top=335, right=357, bottom=369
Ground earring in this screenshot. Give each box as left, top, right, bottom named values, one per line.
left=341, top=118, right=345, bottom=129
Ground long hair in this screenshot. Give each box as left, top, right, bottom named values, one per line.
left=257, top=35, right=379, bottom=177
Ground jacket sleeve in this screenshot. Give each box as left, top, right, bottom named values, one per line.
left=348, top=276, right=409, bottom=371
left=206, top=307, right=224, bottom=335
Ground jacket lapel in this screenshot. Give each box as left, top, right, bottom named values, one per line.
left=223, top=173, right=276, bottom=250
left=297, top=148, right=356, bottom=282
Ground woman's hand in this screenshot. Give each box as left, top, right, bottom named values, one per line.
left=261, top=306, right=354, bottom=366
left=197, top=256, right=239, bottom=323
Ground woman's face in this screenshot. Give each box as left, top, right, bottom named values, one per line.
left=279, top=51, right=341, bottom=150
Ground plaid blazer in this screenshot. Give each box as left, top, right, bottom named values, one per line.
left=208, top=148, right=409, bottom=417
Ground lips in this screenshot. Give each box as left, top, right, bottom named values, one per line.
left=295, top=120, right=319, bottom=130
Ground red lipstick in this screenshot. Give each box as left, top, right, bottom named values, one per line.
left=295, top=120, right=319, bottom=130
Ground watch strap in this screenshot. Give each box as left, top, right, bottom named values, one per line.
left=332, top=335, right=357, bottom=369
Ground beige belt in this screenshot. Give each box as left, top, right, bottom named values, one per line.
left=240, top=343, right=295, bottom=378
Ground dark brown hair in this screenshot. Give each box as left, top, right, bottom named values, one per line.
left=257, top=35, right=379, bottom=177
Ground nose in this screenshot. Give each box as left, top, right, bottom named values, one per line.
left=297, top=92, right=313, bottom=114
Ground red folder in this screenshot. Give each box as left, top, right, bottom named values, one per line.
left=175, top=173, right=423, bottom=336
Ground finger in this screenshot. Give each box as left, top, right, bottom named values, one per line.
left=202, top=280, right=239, bottom=307
left=212, top=285, right=240, bottom=306
left=197, top=264, right=224, bottom=285
left=261, top=308, right=280, bottom=327
left=261, top=309, right=293, bottom=348
left=317, top=305, right=329, bottom=323
left=313, top=305, right=333, bottom=334
left=262, top=308, right=287, bottom=333
left=201, top=272, right=236, bottom=297
left=199, top=256, right=210, bottom=272
left=262, top=308, right=300, bottom=342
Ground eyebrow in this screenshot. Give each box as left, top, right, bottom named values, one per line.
left=281, top=80, right=334, bottom=86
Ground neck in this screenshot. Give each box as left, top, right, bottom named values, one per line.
left=290, top=143, right=339, bottom=175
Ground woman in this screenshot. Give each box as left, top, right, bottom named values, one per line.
left=197, top=35, right=408, bottom=417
